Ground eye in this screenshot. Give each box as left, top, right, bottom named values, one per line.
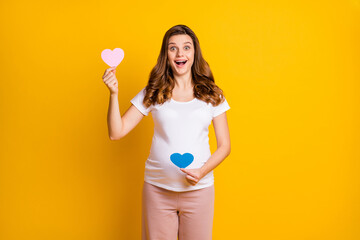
left=184, top=46, right=190, bottom=50
left=169, top=46, right=176, bottom=51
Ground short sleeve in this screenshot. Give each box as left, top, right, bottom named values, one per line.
left=212, top=97, right=230, bottom=118
left=130, top=87, right=152, bottom=116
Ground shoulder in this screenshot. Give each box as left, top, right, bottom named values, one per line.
left=210, top=95, right=230, bottom=118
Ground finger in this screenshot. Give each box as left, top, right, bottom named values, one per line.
left=103, top=67, right=116, bottom=78
left=186, top=175, right=197, bottom=181
left=105, top=71, right=115, bottom=78
left=104, top=73, right=114, bottom=81
left=185, top=171, right=197, bottom=179
left=108, top=79, right=117, bottom=86
left=103, top=73, right=114, bottom=82
left=187, top=179, right=196, bottom=185
left=105, top=78, right=116, bottom=85
left=103, top=72, right=110, bottom=79
left=183, top=171, right=198, bottom=181
left=104, top=77, right=113, bottom=85
left=103, top=68, right=112, bottom=77
left=105, top=77, right=115, bottom=85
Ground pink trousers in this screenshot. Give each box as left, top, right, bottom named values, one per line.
left=142, top=181, right=215, bottom=240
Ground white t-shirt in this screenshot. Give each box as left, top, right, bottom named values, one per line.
left=130, top=87, right=230, bottom=192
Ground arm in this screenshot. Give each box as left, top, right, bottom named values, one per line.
left=107, top=93, right=145, bottom=140
left=200, top=111, right=231, bottom=178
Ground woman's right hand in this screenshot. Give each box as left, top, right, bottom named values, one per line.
left=102, top=66, right=118, bottom=95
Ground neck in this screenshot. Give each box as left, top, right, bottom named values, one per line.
left=173, top=71, right=193, bottom=89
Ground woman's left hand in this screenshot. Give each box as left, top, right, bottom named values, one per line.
left=180, top=168, right=204, bottom=186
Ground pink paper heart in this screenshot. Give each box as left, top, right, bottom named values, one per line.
left=101, top=48, right=124, bottom=67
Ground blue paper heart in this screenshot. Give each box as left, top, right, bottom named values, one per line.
left=170, top=153, right=194, bottom=168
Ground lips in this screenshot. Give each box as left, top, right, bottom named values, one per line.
left=175, top=60, right=187, bottom=67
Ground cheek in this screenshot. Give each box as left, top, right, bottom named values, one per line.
left=187, top=52, right=194, bottom=60
left=167, top=52, right=174, bottom=60
left=188, top=55, right=194, bottom=64
left=167, top=56, right=173, bottom=64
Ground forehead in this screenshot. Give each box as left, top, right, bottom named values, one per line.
left=168, top=34, right=193, bottom=45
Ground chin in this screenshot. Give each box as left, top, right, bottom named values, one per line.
left=175, top=69, right=190, bottom=75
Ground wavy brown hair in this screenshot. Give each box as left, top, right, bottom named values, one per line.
left=142, top=24, right=226, bottom=108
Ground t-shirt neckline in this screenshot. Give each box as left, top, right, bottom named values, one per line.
left=170, top=97, right=197, bottom=104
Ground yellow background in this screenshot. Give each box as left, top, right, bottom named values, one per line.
left=0, top=0, right=359, bottom=239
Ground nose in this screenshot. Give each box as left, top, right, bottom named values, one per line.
left=176, top=49, right=184, bottom=57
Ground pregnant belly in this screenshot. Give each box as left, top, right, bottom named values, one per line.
left=146, top=146, right=211, bottom=184
left=145, top=157, right=183, bottom=183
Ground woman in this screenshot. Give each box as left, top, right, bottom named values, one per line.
left=102, top=24, right=231, bottom=240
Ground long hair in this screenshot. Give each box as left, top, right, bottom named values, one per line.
left=142, top=24, right=226, bottom=108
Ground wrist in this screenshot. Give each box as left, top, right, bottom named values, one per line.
left=200, top=165, right=208, bottom=179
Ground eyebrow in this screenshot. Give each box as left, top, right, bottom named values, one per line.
left=168, top=41, right=192, bottom=45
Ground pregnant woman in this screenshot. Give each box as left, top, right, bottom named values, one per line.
left=102, top=24, right=231, bottom=240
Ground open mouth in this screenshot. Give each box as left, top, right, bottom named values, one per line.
left=175, top=60, right=187, bottom=67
